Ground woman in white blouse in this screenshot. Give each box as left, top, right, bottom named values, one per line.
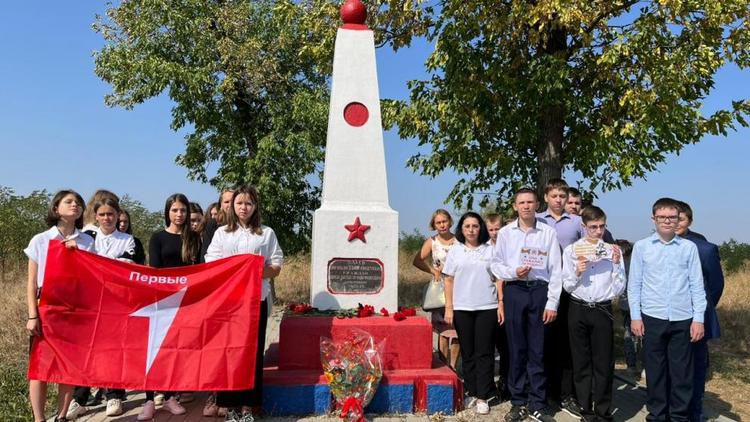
left=205, top=184, right=283, bottom=422
left=443, top=212, right=503, bottom=415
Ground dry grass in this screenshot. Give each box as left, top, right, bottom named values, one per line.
left=0, top=268, right=30, bottom=364
left=702, top=269, right=750, bottom=420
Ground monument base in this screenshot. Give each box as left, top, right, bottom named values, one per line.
left=262, top=314, right=463, bottom=416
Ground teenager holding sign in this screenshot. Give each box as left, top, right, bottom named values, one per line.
left=491, top=188, right=562, bottom=422
left=562, top=206, right=625, bottom=421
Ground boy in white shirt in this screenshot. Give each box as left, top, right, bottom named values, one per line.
left=562, top=206, right=625, bottom=421
left=491, top=188, right=562, bottom=422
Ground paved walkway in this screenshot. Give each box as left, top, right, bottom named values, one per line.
left=69, top=309, right=737, bottom=422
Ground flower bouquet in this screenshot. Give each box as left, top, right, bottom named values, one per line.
left=320, top=329, right=385, bottom=422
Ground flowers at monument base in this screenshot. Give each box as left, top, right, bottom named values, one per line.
left=288, top=303, right=314, bottom=314
left=284, top=303, right=417, bottom=321
left=320, top=329, right=384, bottom=422
left=399, top=306, right=417, bottom=317
left=357, top=303, right=375, bottom=318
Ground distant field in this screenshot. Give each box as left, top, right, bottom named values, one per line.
left=1, top=252, right=748, bottom=420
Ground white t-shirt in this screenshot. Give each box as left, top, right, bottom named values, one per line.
left=92, top=227, right=136, bottom=261
left=442, top=242, right=498, bottom=311
left=24, top=227, right=96, bottom=288
left=204, top=224, right=284, bottom=301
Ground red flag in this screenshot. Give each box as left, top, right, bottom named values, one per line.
left=28, top=241, right=264, bottom=391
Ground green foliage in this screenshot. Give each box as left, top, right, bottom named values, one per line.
left=720, top=239, right=750, bottom=275
left=93, top=0, right=341, bottom=254
left=0, top=188, right=49, bottom=280
left=398, top=229, right=426, bottom=253
left=0, top=361, right=34, bottom=421
left=0, top=188, right=164, bottom=276
left=119, top=195, right=164, bottom=253
left=380, top=0, right=750, bottom=209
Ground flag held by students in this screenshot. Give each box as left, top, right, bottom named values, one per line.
left=28, top=241, right=264, bottom=391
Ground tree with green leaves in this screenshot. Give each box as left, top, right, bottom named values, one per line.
left=93, top=0, right=343, bottom=253
left=0, top=187, right=49, bottom=280
left=380, top=0, right=750, bottom=208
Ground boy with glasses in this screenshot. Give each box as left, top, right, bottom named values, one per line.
left=628, top=198, right=707, bottom=422
left=562, top=206, right=625, bottom=421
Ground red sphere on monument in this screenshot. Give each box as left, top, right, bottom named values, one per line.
left=341, top=0, right=367, bottom=25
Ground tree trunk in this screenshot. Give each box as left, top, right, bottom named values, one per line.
left=535, top=27, right=568, bottom=206
left=536, top=104, right=565, bottom=202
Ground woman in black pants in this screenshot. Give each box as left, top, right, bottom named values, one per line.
left=443, top=212, right=503, bottom=415
left=205, top=185, right=283, bottom=422
left=137, top=193, right=201, bottom=421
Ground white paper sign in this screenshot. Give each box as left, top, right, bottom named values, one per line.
left=574, top=241, right=613, bottom=262
left=520, top=247, right=548, bottom=269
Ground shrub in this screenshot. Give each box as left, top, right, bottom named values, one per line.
left=720, top=239, right=750, bottom=275
left=399, top=229, right=425, bottom=253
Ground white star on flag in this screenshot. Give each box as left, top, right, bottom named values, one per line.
left=131, top=287, right=187, bottom=374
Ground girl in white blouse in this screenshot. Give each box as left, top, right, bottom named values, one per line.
left=205, top=185, right=283, bottom=422
left=24, top=190, right=95, bottom=422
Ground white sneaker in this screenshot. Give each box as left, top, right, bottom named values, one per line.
left=476, top=400, right=490, bottom=415
left=66, top=401, right=88, bottom=420
left=465, top=396, right=478, bottom=408
left=163, top=396, right=187, bottom=415
left=106, top=398, right=124, bottom=416
left=137, top=400, right=156, bottom=421
left=153, top=392, right=165, bottom=405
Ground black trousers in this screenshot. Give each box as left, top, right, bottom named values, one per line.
left=453, top=308, right=498, bottom=400
left=217, top=300, right=268, bottom=408
left=642, top=314, right=694, bottom=422
left=494, top=321, right=510, bottom=392
left=568, top=300, right=615, bottom=420
left=545, top=290, right=575, bottom=401
left=145, top=391, right=174, bottom=401
left=505, top=283, right=549, bottom=412
left=73, top=387, right=126, bottom=405
left=688, top=338, right=709, bottom=422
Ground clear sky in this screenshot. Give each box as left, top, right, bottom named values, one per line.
left=1, top=3, right=749, bottom=244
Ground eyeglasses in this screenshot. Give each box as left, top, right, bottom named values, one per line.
left=654, top=215, right=679, bottom=223
left=586, top=224, right=607, bottom=231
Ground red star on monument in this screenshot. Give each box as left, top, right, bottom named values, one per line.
left=345, top=217, right=371, bottom=242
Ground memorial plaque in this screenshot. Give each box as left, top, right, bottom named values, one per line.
left=327, top=258, right=384, bottom=294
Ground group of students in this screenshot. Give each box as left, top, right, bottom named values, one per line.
left=414, top=179, right=723, bottom=422
left=25, top=186, right=282, bottom=422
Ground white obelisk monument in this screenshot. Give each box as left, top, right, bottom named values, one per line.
left=310, top=0, right=398, bottom=311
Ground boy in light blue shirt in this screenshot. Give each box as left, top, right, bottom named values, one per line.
left=628, top=197, right=706, bottom=422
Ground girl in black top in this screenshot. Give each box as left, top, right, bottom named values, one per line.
left=137, top=194, right=200, bottom=421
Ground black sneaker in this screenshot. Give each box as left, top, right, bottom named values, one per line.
left=529, top=407, right=557, bottom=422
left=504, top=404, right=528, bottom=422
left=561, top=397, right=585, bottom=420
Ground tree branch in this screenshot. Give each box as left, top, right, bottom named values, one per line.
left=568, top=0, right=642, bottom=53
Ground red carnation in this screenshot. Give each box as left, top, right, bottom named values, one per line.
left=380, top=307, right=389, bottom=316
left=399, top=306, right=416, bottom=317
left=393, top=312, right=406, bottom=321
left=290, top=303, right=313, bottom=314
left=357, top=303, right=375, bottom=318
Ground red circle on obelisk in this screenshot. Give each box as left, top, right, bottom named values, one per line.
left=343, top=102, right=369, bottom=127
